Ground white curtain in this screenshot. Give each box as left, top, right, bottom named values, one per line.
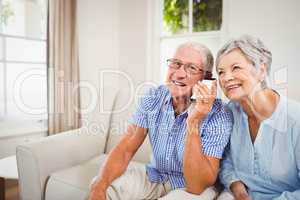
left=48, top=0, right=81, bottom=135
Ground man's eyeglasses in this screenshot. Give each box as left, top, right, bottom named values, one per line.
left=167, top=58, right=205, bottom=75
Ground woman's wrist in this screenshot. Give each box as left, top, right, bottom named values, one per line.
left=230, top=181, right=248, bottom=197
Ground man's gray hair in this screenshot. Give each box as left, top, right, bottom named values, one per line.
left=216, top=35, right=272, bottom=74
left=177, top=42, right=214, bottom=72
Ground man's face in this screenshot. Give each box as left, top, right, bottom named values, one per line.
left=166, top=47, right=205, bottom=98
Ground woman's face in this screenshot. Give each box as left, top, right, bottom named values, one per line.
left=217, top=49, right=264, bottom=101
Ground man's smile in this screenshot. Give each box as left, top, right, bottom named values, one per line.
left=172, top=80, right=187, bottom=87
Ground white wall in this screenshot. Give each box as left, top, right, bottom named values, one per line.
left=223, top=0, right=300, bottom=101
left=77, top=0, right=120, bottom=89
left=78, top=0, right=152, bottom=127
left=77, top=0, right=120, bottom=125
left=77, top=0, right=300, bottom=104
left=149, top=0, right=300, bottom=101
left=119, top=0, right=148, bottom=87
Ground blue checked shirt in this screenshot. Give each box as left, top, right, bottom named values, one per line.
left=130, top=85, right=233, bottom=189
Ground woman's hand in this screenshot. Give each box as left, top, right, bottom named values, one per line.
left=230, top=181, right=252, bottom=200
left=188, top=80, right=217, bottom=122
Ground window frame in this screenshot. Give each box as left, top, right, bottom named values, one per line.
left=162, top=0, right=222, bottom=37
left=0, top=0, right=48, bottom=121
left=158, top=0, right=223, bottom=82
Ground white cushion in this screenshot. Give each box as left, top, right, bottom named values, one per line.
left=45, top=154, right=148, bottom=200
left=45, top=155, right=107, bottom=200
left=105, top=88, right=153, bottom=163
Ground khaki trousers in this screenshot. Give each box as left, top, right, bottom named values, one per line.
left=92, top=164, right=218, bottom=200
left=216, top=191, right=235, bottom=200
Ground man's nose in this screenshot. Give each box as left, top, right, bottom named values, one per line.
left=175, top=65, right=188, bottom=78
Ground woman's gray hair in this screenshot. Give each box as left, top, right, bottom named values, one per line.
left=177, top=42, right=214, bottom=72
left=216, top=35, right=272, bottom=75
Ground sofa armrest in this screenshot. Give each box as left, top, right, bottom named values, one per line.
left=16, top=128, right=106, bottom=200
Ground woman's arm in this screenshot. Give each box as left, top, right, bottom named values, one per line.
left=220, top=145, right=251, bottom=200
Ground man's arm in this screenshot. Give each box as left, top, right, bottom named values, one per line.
left=88, top=125, right=147, bottom=199
left=183, top=118, right=219, bottom=194
left=183, top=81, right=231, bottom=194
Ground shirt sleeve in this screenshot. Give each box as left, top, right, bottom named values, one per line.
left=201, top=105, right=233, bottom=159
left=129, top=87, right=156, bottom=129
left=219, top=144, right=241, bottom=190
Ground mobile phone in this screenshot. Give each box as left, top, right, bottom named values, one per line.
left=190, top=77, right=216, bottom=101
left=202, top=78, right=216, bottom=90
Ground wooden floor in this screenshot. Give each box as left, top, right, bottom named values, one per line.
left=4, top=180, right=19, bottom=200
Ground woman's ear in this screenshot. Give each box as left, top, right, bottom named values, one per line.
left=259, top=63, right=268, bottom=82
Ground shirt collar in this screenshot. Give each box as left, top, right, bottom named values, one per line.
left=264, top=95, right=287, bottom=134
left=164, top=89, right=172, bottom=105
left=231, top=95, right=288, bottom=134
left=163, top=86, right=189, bottom=118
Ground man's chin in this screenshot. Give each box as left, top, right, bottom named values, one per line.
left=171, top=91, right=191, bottom=99
left=167, top=85, right=191, bottom=97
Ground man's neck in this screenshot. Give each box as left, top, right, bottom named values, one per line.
left=172, top=96, right=190, bottom=116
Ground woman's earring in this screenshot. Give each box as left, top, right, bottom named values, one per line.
left=261, top=80, right=267, bottom=89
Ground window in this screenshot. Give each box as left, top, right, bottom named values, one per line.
left=0, top=0, right=48, bottom=122
left=160, top=0, right=222, bottom=81
left=163, top=0, right=222, bottom=35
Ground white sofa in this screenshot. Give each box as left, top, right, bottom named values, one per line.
left=16, top=88, right=153, bottom=200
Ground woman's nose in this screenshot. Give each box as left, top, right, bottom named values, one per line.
left=223, top=71, right=234, bottom=82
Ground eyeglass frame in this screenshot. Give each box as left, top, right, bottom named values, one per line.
left=166, top=58, right=206, bottom=76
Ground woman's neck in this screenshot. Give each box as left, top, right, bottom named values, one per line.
left=239, top=88, right=279, bottom=122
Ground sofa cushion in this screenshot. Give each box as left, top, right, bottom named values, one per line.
left=45, top=155, right=106, bottom=200
left=105, top=88, right=153, bottom=163
left=45, top=154, right=147, bottom=200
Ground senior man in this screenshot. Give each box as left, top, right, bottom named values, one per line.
left=87, top=42, right=233, bottom=200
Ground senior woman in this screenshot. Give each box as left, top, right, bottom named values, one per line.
left=215, top=35, right=300, bottom=200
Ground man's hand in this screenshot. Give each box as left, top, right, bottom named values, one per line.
left=188, top=80, right=217, bottom=122
left=230, top=181, right=252, bottom=200
left=184, top=79, right=220, bottom=194
left=86, top=183, right=107, bottom=200
left=85, top=125, right=146, bottom=200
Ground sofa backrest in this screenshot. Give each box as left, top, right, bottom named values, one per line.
left=105, top=88, right=152, bottom=163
